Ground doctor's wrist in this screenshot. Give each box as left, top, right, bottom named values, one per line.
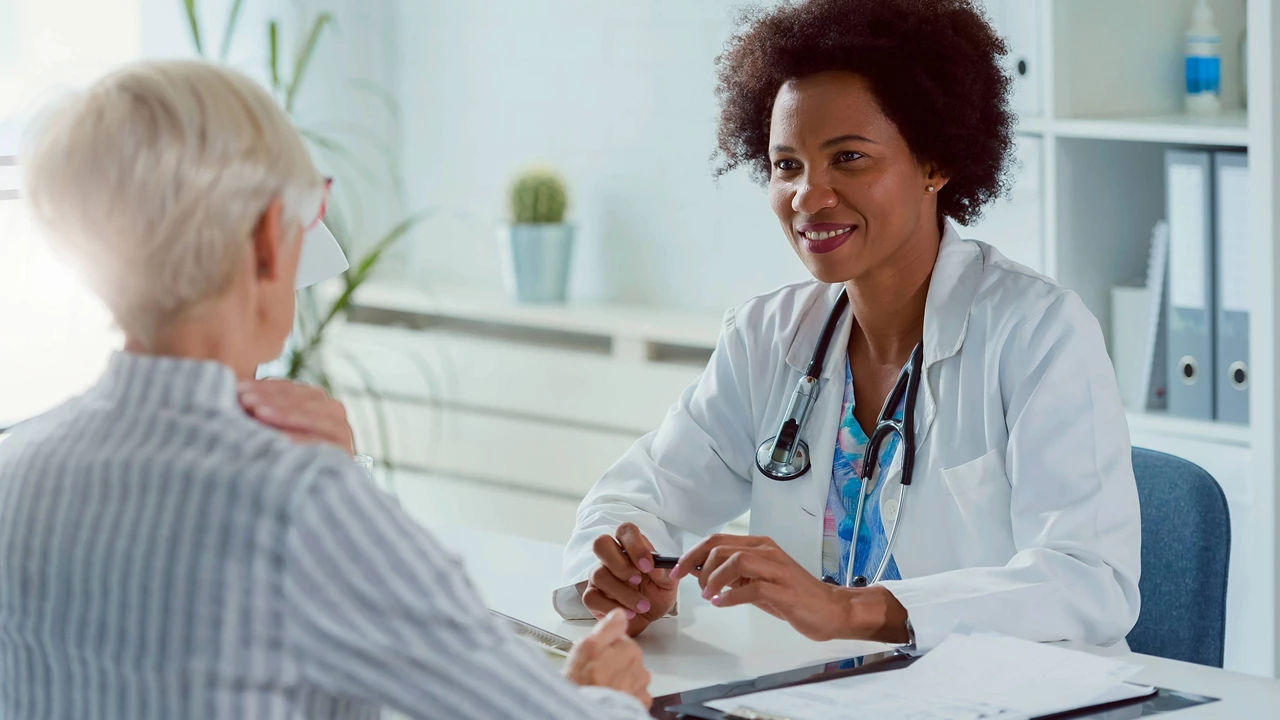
left=839, top=585, right=910, bottom=644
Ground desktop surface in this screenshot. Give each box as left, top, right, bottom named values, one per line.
left=428, top=523, right=1280, bottom=718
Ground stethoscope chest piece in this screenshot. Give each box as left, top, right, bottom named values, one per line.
left=755, top=436, right=811, bottom=481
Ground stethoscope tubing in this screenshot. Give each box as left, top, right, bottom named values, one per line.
left=757, top=290, right=925, bottom=588
left=842, top=357, right=918, bottom=588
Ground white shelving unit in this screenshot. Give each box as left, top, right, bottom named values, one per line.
left=350, top=281, right=723, bottom=362
left=986, top=0, right=1277, bottom=677
left=1039, top=112, right=1250, bottom=146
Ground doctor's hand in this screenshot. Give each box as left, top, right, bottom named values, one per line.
left=583, top=522, right=678, bottom=636
left=238, top=379, right=356, bottom=456
left=673, top=534, right=909, bottom=644
left=564, top=608, right=652, bottom=709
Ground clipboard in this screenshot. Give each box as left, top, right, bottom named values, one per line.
left=651, top=649, right=913, bottom=720
left=650, top=651, right=1216, bottom=720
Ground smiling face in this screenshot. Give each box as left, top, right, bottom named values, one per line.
left=767, top=71, right=947, bottom=284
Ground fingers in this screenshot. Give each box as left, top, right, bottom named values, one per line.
left=280, top=430, right=336, bottom=447
left=673, top=533, right=772, bottom=580
left=573, top=607, right=629, bottom=661
left=238, top=379, right=355, bottom=454
left=237, top=378, right=328, bottom=412
left=700, top=547, right=773, bottom=597
left=582, top=586, right=630, bottom=621
left=586, top=630, right=651, bottom=706
left=257, top=409, right=354, bottom=455
left=709, top=581, right=759, bottom=608
left=615, top=522, right=657, bottom=574
left=624, top=650, right=652, bottom=708
left=242, top=391, right=346, bottom=435
left=592, top=607, right=630, bottom=643
left=643, top=566, right=677, bottom=591
left=589, top=566, right=651, bottom=615
left=591, top=534, right=642, bottom=584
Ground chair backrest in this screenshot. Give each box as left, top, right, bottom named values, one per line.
left=1127, top=447, right=1230, bottom=667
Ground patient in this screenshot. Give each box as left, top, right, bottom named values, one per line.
left=0, top=60, right=651, bottom=719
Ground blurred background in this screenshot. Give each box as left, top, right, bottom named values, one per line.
left=1, top=0, right=1276, bottom=677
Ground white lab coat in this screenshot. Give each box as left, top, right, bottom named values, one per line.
left=557, top=223, right=1141, bottom=651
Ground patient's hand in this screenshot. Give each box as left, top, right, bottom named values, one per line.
left=564, top=608, right=652, bottom=709
left=238, top=379, right=355, bottom=455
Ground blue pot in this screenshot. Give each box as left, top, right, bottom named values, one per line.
left=498, top=223, right=574, bottom=303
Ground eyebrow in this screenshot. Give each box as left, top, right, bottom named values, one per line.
left=771, top=134, right=878, bottom=153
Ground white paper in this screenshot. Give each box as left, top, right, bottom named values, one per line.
left=1216, top=163, right=1251, bottom=313
left=1138, top=222, right=1170, bottom=410
left=707, top=633, right=1145, bottom=720
left=1168, top=163, right=1208, bottom=311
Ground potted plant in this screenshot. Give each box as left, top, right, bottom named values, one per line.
left=499, top=169, right=573, bottom=303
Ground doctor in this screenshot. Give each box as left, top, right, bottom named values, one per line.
left=556, top=0, right=1141, bottom=651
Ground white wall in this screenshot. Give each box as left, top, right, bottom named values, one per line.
left=393, top=0, right=809, bottom=310
left=392, top=0, right=1047, bottom=311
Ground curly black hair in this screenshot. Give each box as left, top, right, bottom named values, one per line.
left=715, top=0, right=1014, bottom=226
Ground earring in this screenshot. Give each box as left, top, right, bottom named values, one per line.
left=926, top=185, right=936, bottom=193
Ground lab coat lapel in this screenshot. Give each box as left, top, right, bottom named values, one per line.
left=915, top=222, right=983, bottom=451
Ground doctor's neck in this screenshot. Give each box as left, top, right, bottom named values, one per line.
left=842, top=227, right=939, bottom=368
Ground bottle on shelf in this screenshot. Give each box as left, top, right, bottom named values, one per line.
left=1185, top=0, right=1222, bottom=115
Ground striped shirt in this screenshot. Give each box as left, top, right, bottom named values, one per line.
left=0, top=352, right=647, bottom=719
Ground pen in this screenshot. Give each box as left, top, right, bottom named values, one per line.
left=621, top=551, right=698, bottom=571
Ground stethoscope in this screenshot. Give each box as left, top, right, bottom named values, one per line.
left=754, top=292, right=924, bottom=588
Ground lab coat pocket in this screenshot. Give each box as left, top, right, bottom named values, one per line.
left=941, top=449, right=1008, bottom=496
left=940, top=449, right=1014, bottom=558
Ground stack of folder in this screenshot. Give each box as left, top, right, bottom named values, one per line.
left=1165, top=149, right=1250, bottom=424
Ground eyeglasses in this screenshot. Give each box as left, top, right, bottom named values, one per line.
left=305, top=177, right=333, bottom=231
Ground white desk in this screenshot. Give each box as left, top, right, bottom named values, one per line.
left=430, top=524, right=1280, bottom=717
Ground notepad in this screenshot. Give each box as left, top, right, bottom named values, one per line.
left=707, top=633, right=1153, bottom=720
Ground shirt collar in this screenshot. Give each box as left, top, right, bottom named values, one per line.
left=89, top=352, right=240, bottom=413
left=785, top=220, right=983, bottom=378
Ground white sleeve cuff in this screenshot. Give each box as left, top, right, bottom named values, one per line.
left=553, top=582, right=593, bottom=620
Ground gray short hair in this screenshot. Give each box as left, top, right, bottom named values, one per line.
left=23, top=59, right=323, bottom=344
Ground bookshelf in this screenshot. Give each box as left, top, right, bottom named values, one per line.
left=974, top=0, right=1277, bottom=676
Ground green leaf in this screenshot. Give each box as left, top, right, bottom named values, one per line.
left=218, top=0, right=245, bottom=61
left=183, top=0, right=204, bottom=55
left=285, top=12, right=334, bottom=113
left=269, top=21, right=281, bottom=92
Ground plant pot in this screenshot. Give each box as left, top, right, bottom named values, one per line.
left=498, top=223, right=574, bottom=303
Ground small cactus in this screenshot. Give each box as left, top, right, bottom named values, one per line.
left=510, top=169, right=568, bottom=224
